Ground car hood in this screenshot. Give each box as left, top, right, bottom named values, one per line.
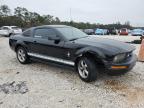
left=132, top=31, right=143, bottom=34
left=74, top=36, right=135, bottom=56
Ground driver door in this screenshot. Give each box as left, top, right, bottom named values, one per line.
left=30, top=28, right=65, bottom=59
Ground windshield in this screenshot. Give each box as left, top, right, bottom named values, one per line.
left=133, top=29, right=143, bottom=32
left=11, top=27, right=20, bottom=30
left=96, top=29, right=103, bottom=32
left=56, top=27, right=88, bottom=41
left=121, top=29, right=127, bottom=32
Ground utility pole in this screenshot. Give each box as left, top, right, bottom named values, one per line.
left=70, top=8, right=72, bottom=22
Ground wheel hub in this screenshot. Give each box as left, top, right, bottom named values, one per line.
left=78, top=60, right=89, bottom=79
left=17, top=49, right=26, bottom=62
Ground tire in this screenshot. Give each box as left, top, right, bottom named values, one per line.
left=16, top=46, right=30, bottom=64
left=77, top=57, right=98, bottom=82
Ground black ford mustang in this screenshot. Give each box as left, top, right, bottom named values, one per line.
left=9, top=25, right=137, bottom=82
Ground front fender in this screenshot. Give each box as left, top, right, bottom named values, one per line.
left=75, top=47, right=106, bottom=59
left=15, top=40, right=28, bottom=52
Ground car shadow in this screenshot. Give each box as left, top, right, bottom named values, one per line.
left=30, top=58, right=131, bottom=85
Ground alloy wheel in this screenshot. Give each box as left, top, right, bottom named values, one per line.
left=78, top=60, right=89, bottom=79
left=17, top=49, right=26, bottom=62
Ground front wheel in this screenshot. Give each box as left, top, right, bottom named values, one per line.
left=77, top=57, right=98, bottom=82
left=16, top=46, right=30, bottom=64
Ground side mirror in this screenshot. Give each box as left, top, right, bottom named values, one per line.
left=48, top=36, right=60, bottom=41
left=48, top=36, right=61, bottom=44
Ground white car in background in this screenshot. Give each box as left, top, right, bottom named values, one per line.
left=0, top=26, right=22, bottom=37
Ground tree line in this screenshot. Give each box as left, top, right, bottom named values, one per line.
left=0, top=5, right=133, bottom=30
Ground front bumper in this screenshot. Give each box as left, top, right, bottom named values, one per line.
left=103, top=54, right=137, bottom=75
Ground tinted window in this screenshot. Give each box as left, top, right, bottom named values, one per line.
left=56, top=27, right=88, bottom=40
left=34, top=28, right=56, bottom=39
left=133, top=29, right=143, bottom=32
left=23, top=30, right=31, bottom=37
left=2, top=27, right=9, bottom=30
left=11, top=26, right=20, bottom=30
left=121, top=29, right=127, bottom=32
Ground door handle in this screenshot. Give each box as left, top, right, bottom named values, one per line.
left=33, top=41, right=37, bottom=43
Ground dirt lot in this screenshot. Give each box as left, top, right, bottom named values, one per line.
left=0, top=36, right=144, bottom=108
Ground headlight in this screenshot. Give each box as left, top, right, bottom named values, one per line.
left=113, top=53, right=126, bottom=63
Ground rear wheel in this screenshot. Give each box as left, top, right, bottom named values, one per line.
left=16, top=46, right=30, bottom=64
left=77, top=57, right=98, bottom=82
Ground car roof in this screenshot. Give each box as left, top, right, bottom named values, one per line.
left=133, top=29, right=142, bottom=30
left=10, top=26, right=18, bottom=28
left=2, top=26, right=11, bottom=28
left=34, top=25, right=70, bottom=29
left=121, top=28, right=128, bottom=30
left=1, top=26, right=19, bottom=28
left=96, top=28, right=103, bottom=31
left=23, top=25, right=72, bottom=33
left=84, top=29, right=94, bottom=31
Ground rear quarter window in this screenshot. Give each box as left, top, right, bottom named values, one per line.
left=12, top=27, right=20, bottom=30
left=22, top=30, right=31, bottom=37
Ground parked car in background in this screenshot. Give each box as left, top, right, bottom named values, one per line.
left=79, top=29, right=84, bottom=32
left=9, top=25, right=137, bottom=82
left=83, top=29, right=94, bottom=35
left=119, top=28, right=129, bottom=35
left=0, top=26, right=22, bottom=37
left=109, top=29, right=118, bottom=35
left=131, top=29, right=144, bottom=36
left=95, top=29, right=104, bottom=35
left=103, top=29, right=109, bottom=35
left=128, top=29, right=131, bottom=34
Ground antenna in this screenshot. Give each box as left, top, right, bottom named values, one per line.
left=69, top=8, right=74, bottom=36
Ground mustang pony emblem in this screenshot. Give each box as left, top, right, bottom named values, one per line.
left=67, top=52, right=70, bottom=57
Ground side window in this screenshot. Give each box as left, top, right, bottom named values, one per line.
left=23, top=30, right=31, bottom=37
left=34, top=28, right=56, bottom=39
left=2, top=27, right=9, bottom=30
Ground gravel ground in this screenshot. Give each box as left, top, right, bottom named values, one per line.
left=0, top=36, right=144, bottom=108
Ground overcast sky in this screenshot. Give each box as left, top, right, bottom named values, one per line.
left=1, top=0, right=144, bottom=27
